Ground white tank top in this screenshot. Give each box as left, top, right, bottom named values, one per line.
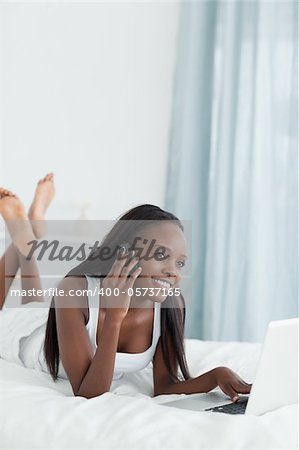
left=58, top=274, right=161, bottom=381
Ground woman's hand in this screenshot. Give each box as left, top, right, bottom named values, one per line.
left=101, top=247, right=142, bottom=324
left=213, top=366, right=252, bottom=403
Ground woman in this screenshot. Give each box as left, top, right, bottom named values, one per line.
left=0, top=174, right=252, bottom=401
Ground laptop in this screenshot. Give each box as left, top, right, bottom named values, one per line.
left=162, top=318, right=298, bottom=416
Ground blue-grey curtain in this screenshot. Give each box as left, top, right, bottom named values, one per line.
left=165, top=0, right=298, bottom=342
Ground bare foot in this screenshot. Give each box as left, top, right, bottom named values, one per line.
left=0, top=188, right=35, bottom=257
left=0, top=189, right=26, bottom=220
left=28, top=173, right=55, bottom=238
left=28, top=173, right=55, bottom=221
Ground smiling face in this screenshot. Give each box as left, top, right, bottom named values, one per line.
left=131, top=221, right=188, bottom=303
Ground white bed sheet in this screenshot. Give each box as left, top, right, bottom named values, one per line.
left=0, top=339, right=297, bottom=450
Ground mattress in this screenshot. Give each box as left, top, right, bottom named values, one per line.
left=0, top=338, right=297, bottom=450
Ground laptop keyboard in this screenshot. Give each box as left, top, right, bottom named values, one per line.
left=205, top=397, right=249, bottom=414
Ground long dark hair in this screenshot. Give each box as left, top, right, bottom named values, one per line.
left=44, top=204, right=192, bottom=384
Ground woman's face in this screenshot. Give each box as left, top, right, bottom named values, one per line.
left=131, top=222, right=188, bottom=303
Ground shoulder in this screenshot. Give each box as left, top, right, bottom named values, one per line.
left=54, top=276, right=89, bottom=322
left=59, top=275, right=88, bottom=290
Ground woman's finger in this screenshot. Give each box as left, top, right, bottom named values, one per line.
left=239, top=378, right=251, bottom=386
left=108, top=249, right=133, bottom=278
left=127, top=265, right=142, bottom=287
left=233, top=376, right=252, bottom=388
left=234, top=383, right=251, bottom=394
left=120, top=256, right=139, bottom=279
left=230, top=389, right=240, bottom=403
left=221, top=383, right=240, bottom=403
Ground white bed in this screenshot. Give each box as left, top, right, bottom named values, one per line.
left=0, top=338, right=297, bottom=450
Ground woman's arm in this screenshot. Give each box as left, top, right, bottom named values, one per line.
left=56, top=250, right=141, bottom=399
left=153, top=335, right=251, bottom=402
left=76, top=317, right=122, bottom=398
left=55, top=277, right=123, bottom=399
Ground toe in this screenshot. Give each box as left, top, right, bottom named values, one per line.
left=46, top=173, right=53, bottom=181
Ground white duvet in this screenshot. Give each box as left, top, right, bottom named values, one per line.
left=0, top=304, right=298, bottom=450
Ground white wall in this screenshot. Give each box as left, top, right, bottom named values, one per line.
left=0, top=2, right=180, bottom=221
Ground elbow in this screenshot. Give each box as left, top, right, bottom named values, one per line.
left=74, top=379, right=112, bottom=399
left=74, top=388, right=110, bottom=399
left=153, top=384, right=174, bottom=397
left=153, top=391, right=163, bottom=397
